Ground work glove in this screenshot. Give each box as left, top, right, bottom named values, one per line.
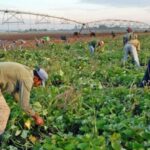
left=32, top=113, right=44, bottom=126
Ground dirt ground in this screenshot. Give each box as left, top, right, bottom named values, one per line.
left=0, top=31, right=149, bottom=50
left=0, top=32, right=123, bottom=41
left=0, top=31, right=149, bottom=41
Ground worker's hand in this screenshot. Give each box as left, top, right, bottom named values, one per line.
left=32, top=114, right=44, bottom=126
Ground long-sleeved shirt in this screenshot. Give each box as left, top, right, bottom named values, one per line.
left=123, top=32, right=133, bottom=45
left=0, top=62, right=35, bottom=116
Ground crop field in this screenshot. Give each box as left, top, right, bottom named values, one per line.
left=0, top=33, right=150, bottom=150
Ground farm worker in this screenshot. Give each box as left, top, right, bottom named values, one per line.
left=122, top=27, right=140, bottom=66
left=123, top=27, right=133, bottom=45
left=97, top=40, right=104, bottom=47
left=41, top=36, right=50, bottom=44
left=122, top=43, right=140, bottom=67
left=123, top=27, right=140, bottom=47
left=0, top=62, right=48, bottom=139
left=88, top=39, right=97, bottom=54
left=123, top=27, right=140, bottom=51
left=111, top=31, right=116, bottom=38
left=139, top=59, right=150, bottom=87
left=88, top=32, right=97, bottom=54
left=128, top=39, right=141, bottom=52
left=97, top=40, right=105, bottom=52
left=89, top=39, right=105, bottom=54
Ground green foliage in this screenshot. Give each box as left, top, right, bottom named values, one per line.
left=0, top=34, right=150, bottom=149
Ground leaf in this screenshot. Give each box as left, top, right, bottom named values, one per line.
left=77, top=143, right=89, bottom=149
left=33, top=102, right=42, bottom=112
left=29, top=135, right=37, bottom=144
left=24, top=119, right=31, bottom=129
left=21, top=130, right=29, bottom=139
left=111, top=141, right=122, bottom=150
left=15, top=130, right=21, bottom=136
left=8, top=146, right=18, bottom=150
left=42, top=109, right=48, bottom=116
left=110, top=133, right=122, bottom=150
left=59, top=69, right=64, bottom=76
left=64, top=144, right=76, bottom=150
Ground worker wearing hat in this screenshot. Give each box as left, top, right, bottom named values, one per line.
left=122, top=27, right=141, bottom=66
left=123, top=27, right=140, bottom=49
left=0, top=62, right=48, bottom=141
left=88, top=33, right=104, bottom=54
left=123, top=27, right=134, bottom=45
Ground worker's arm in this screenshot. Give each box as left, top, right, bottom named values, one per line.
left=13, top=92, right=19, bottom=102
left=18, top=80, right=44, bottom=126
left=18, top=80, right=35, bottom=116
left=123, top=37, right=128, bottom=45
left=137, top=41, right=141, bottom=52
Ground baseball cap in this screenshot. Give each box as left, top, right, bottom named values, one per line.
left=36, top=68, right=48, bottom=87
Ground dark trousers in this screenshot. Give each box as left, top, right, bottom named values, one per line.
left=140, top=59, right=150, bottom=86
left=0, top=134, right=2, bottom=144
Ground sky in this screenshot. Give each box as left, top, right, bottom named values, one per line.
left=0, top=0, right=150, bottom=24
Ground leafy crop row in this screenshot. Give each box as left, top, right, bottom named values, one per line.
left=0, top=35, right=150, bottom=150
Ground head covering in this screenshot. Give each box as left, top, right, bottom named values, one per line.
left=36, top=68, right=48, bottom=87
left=100, top=40, right=104, bottom=46
left=127, top=27, right=132, bottom=33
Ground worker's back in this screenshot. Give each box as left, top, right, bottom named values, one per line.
left=123, top=32, right=134, bottom=45
left=0, top=62, right=33, bottom=93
